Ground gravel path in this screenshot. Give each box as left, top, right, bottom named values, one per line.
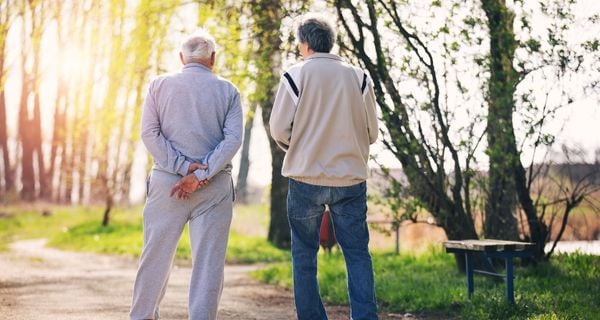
left=0, top=239, right=421, bottom=320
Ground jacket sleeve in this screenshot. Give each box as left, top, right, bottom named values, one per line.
left=193, top=89, right=243, bottom=181
left=140, top=81, right=191, bottom=176
left=364, top=82, right=378, bottom=144
left=269, top=79, right=297, bottom=152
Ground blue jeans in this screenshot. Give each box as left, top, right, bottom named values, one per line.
left=287, top=179, right=378, bottom=320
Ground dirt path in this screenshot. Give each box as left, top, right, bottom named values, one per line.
left=0, top=239, right=419, bottom=320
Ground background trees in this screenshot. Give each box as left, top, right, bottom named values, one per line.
left=0, top=0, right=597, bottom=260
left=1, top=0, right=181, bottom=212
left=334, top=0, right=481, bottom=248
left=334, top=0, right=599, bottom=261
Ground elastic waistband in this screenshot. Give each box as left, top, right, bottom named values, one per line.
left=291, top=176, right=365, bottom=187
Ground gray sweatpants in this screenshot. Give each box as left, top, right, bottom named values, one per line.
left=130, top=169, right=234, bottom=320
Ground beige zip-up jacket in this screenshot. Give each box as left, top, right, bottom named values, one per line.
left=269, top=53, right=378, bottom=187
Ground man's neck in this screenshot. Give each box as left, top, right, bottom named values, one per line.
left=197, top=61, right=213, bottom=70
left=185, top=59, right=213, bottom=71
left=302, top=49, right=316, bottom=59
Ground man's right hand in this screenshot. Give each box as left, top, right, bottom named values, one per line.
left=187, top=163, right=208, bottom=175
left=169, top=174, right=210, bottom=200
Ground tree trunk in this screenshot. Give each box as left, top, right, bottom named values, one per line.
left=94, top=0, right=127, bottom=210
left=102, top=194, right=113, bottom=227
left=60, top=102, right=77, bottom=204
left=265, top=132, right=290, bottom=248
left=236, top=104, right=257, bottom=203
left=48, top=5, right=69, bottom=202
left=32, top=83, right=48, bottom=199
left=17, top=3, right=34, bottom=200
left=17, top=0, right=47, bottom=201
left=250, top=0, right=290, bottom=248
left=30, top=1, right=47, bottom=199
left=19, top=76, right=35, bottom=201
left=482, top=0, right=520, bottom=241
left=0, top=0, right=12, bottom=195
left=74, top=93, right=93, bottom=204
left=514, top=162, right=546, bottom=259
left=74, top=132, right=86, bottom=203
left=0, top=72, right=12, bottom=192
left=60, top=141, right=73, bottom=203
left=48, top=104, right=65, bottom=200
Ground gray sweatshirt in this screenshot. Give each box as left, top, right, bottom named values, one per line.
left=141, top=63, right=243, bottom=182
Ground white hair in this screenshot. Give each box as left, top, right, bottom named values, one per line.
left=181, top=29, right=216, bottom=63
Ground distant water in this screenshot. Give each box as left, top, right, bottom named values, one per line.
left=545, top=241, right=600, bottom=255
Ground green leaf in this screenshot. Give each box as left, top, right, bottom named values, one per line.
left=525, top=38, right=541, bottom=52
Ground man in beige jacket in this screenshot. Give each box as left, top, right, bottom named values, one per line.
left=269, top=14, right=379, bottom=320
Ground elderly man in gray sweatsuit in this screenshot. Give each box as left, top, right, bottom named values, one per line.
left=129, top=30, right=242, bottom=320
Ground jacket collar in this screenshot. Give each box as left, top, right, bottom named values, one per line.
left=182, top=63, right=212, bottom=73
left=305, top=52, right=342, bottom=61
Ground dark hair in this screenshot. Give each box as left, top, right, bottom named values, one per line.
left=297, top=16, right=335, bottom=53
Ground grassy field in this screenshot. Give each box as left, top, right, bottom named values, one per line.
left=1, top=204, right=598, bottom=319
left=0, top=205, right=98, bottom=251
left=0, top=204, right=289, bottom=264
left=253, top=249, right=600, bottom=319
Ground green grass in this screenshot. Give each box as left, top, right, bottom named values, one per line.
left=227, top=232, right=290, bottom=263
left=231, top=202, right=270, bottom=234
left=49, top=221, right=289, bottom=264
left=0, top=204, right=288, bottom=264
left=49, top=220, right=144, bottom=256
left=0, top=206, right=101, bottom=251
left=252, top=248, right=600, bottom=319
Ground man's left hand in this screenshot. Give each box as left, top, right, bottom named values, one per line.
left=169, top=174, right=209, bottom=200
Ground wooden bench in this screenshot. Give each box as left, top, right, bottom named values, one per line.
left=444, top=239, right=534, bottom=303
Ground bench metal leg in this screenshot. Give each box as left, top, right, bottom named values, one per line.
left=446, top=242, right=532, bottom=304
left=465, top=253, right=474, bottom=298
left=505, top=257, right=514, bottom=303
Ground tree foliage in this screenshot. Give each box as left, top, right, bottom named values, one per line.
left=333, top=0, right=599, bottom=262
left=334, top=0, right=480, bottom=253
left=1, top=0, right=179, bottom=220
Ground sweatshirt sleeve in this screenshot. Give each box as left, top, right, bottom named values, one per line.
left=193, top=89, right=243, bottom=181
left=269, top=79, right=297, bottom=152
left=365, top=82, right=379, bottom=144
left=140, top=81, right=192, bottom=176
